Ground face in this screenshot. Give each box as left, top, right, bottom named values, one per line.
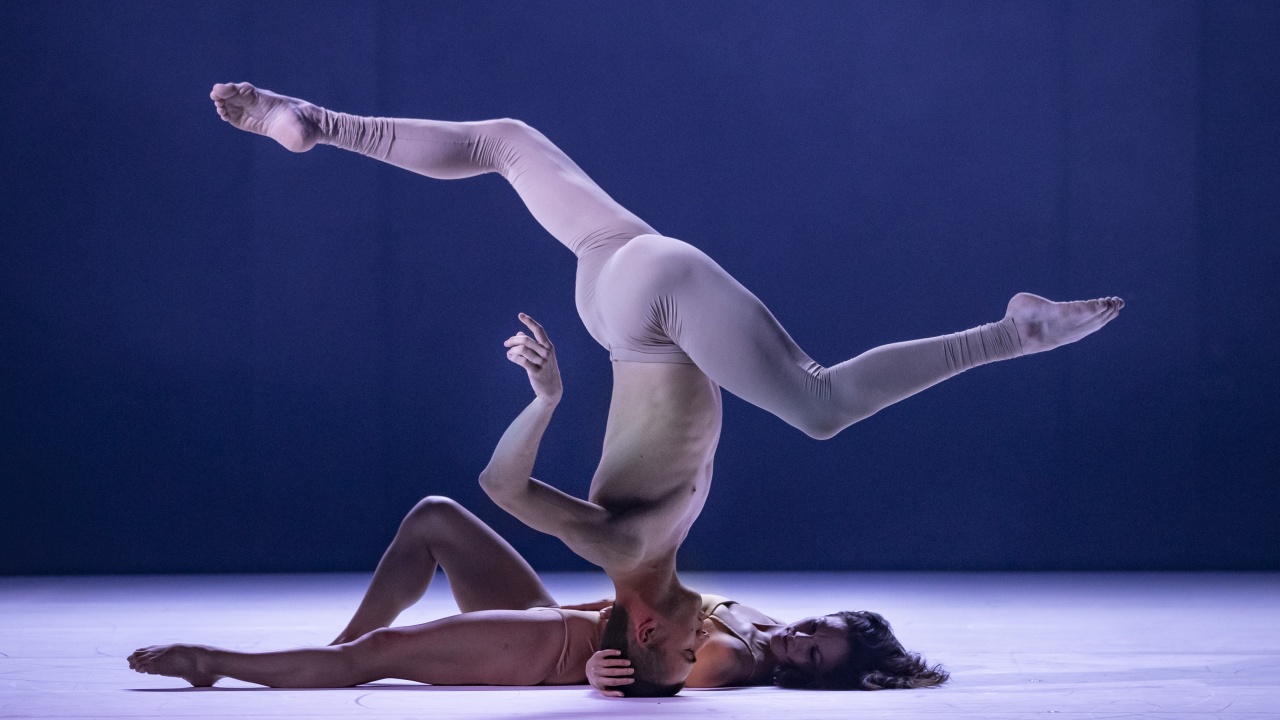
left=770, top=614, right=850, bottom=677
left=639, top=595, right=712, bottom=683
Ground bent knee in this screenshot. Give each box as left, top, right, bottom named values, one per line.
left=487, top=117, right=537, bottom=142
left=796, top=402, right=883, bottom=439
left=401, top=495, right=465, bottom=533
left=800, top=421, right=841, bottom=441
left=793, top=410, right=852, bottom=441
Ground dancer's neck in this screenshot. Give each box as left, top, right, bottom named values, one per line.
left=612, top=561, right=696, bottom=616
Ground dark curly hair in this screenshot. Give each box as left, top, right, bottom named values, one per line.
left=599, top=603, right=685, bottom=697
left=773, top=610, right=949, bottom=690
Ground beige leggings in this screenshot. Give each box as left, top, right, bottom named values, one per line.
left=318, top=112, right=1021, bottom=439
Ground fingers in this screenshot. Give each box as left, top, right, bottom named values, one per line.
left=504, top=333, right=548, bottom=360
left=508, top=352, right=539, bottom=372
left=504, top=317, right=554, bottom=371
left=506, top=342, right=545, bottom=362
left=587, top=649, right=632, bottom=697
left=518, top=313, right=551, bottom=346
left=506, top=340, right=544, bottom=368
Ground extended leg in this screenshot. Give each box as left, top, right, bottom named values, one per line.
left=686, top=283, right=1122, bottom=439
left=209, top=82, right=655, bottom=256
left=129, top=610, right=567, bottom=687
left=332, top=496, right=556, bottom=644
left=606, top=238, right=1123, bottom=439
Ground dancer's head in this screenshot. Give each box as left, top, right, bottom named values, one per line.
left=771, top=611, right=949, bottom=690
left=600, top=596, right=708, bottom=696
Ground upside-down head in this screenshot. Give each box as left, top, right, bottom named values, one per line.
left=600, top=599, right=708, bottom=696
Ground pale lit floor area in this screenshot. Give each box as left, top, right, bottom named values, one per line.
left=1, top=572, right=1277, bottom=719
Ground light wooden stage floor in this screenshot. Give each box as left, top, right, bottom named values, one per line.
left=1, top=572, right=1276, bottom=719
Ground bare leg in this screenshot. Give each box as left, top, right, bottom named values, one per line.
left=332, top=496, right=556, bottom=644
left=129, top=610, right=567, bottom=688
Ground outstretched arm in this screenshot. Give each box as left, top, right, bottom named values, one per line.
left=479, top=314, right=639, bottom=571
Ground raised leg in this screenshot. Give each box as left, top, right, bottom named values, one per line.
left=129, top=609, right=567, bottom=687
left=332, top=496, right=556, bottom=644
left=209, top=82, right=655, bottom=256
left=605, top=237, right=1124, bottom=440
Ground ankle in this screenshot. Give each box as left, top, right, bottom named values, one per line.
left=315, top=109, right=395, bottom=157
left=997, top=316, right=1024, bottom=356
left=196, top=647, right=220, bottom=676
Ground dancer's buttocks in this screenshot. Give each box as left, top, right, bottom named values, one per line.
left=587, top=234, right=717, bottom=364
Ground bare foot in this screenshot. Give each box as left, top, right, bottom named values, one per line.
left=1004, top=292, right=1124, bottom=355
left=128, top=644, right=221, bottom=687
left=209, top=82, right=321, bottom=152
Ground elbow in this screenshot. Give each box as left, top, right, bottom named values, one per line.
left=478, top=469, right=506, bottom=499
left=478, top=469, right=525, bottom=508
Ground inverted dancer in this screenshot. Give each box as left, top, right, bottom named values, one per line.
left=128, top=495, right=946, bottom=691
left=209, top=82, right=1122, bottom=694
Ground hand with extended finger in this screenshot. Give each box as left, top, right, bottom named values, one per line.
left=586, top=648, right=634, bottom=697
left=504, top=313, right=562, bottom=403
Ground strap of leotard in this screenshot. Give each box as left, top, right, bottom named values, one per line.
left=704, top=598, right=762, bottom=679
left=529, top=607, right=572, bottom=678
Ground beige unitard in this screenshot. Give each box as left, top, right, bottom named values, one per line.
left=318, top=112, right=1022, bottom=439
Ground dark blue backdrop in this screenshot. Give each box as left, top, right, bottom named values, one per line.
left=2, top=1, right=1277, bottom=573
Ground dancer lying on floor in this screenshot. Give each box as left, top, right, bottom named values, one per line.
left=205, top=82, right=1122, bottom=694
left=128, top=494, right=946, bottom=691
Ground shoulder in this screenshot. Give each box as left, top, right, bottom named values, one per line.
left=700, top=593, right=735, bottom=614
left=685, top=633, right=754, bottom=688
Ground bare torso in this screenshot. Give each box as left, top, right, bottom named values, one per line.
left=588, top=361, right=723, bottom=557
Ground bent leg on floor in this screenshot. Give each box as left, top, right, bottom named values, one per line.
left=334, top=496, right=556, bottom=644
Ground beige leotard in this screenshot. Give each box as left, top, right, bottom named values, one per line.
left=691, top=591, right=778, bottom=686
left=529, top=608, right=605, bottom=685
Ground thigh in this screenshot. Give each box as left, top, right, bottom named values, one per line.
left=411, top=497, right=557, bottom=612
left=574, top=240, right=627, bottom=351
left=357, top=610, right=566, bottom=686
left=594, top=234, right=700, bottom=363
left=604, top=237, right=835, bottom=429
